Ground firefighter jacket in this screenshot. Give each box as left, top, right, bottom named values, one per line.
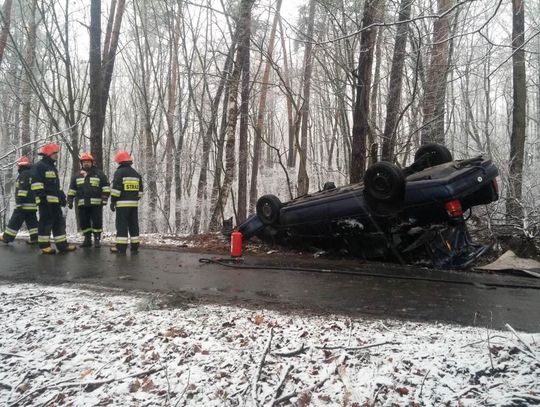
left=68, top=166, right=110, bottom=207
left=31, top=156, right=66, bottom=205
left=110, top=163, right=144, bottom=208
left=15, top=167, right=37, bottom=211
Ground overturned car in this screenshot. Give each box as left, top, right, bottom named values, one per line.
left=237, top=144, right=499, bottom=269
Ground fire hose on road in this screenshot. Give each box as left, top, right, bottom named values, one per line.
left=198, top=257, right=540, bottom=291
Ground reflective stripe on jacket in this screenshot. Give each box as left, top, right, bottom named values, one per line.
left=68, top=166, right=110, bottom=207
left=110, top=164, right=143, bottom=204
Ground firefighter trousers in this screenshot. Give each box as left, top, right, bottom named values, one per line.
left=38, top=204, right=68, bottom=251
left=3, top=208, right=38, bottom=242
left=115, top=207, right=139, bottom=252
left=79, top=205, right=103, bottom=237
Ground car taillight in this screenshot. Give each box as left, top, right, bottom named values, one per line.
left=445, top=199, right=463, bottom=218
left=492, top=178, right=499, bottom=195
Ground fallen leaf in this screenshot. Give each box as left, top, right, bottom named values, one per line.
left=141, top=378, right=154, bottom=392
left=80, top=369, right=93, bottom=379
left=396, top=387, right=409, bottom=396
left=253, top=314, right=264, bottom=325
left=163, top=327, right=188, bottom=338
left=129, top=379, right=141, bottom=393
left=16, top=383, right=30, bottom=394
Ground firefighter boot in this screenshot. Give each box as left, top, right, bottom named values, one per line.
left=60, top=244, right=77, bottom=253
left=110, top=246, right=126, bottom=254
left=79, top=234, right=92, bottom=248
left=1, top=234, right=8, bottom=244
left=94, top=233, right=101, bottom=248
left=41, top=246, right=57, bottom=255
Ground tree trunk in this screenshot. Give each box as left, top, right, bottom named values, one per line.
left=297, top=0, right=316, bottom=196
left=193, top=38, right=236, bottom=234
left=237, top=0, right=254, bottom=224
left=20, top=0, right=36, bottom=157
left=279, top=17, right=296, bottom=168
left=89, top=0, right=103, bottom=167
left=0, top=0, right=13, bottom=66
left=249, top=0, right=282, bottom=213
left=164, top=10, right=180, bottom=230
left=99, top=0, right=126, bottom=169
left=506, top=0, right=526, bottom=221
left=420, top=0, right=453, bottom=145
left=381, top=0, right=412, bottom=162
left=208, top=47, right=243, bottom=231
left=350, top=0, right=379, bottom=183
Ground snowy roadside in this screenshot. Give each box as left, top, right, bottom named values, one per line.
left=0, top=283, right=538, bottom=406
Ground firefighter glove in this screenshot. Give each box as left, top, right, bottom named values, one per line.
left=68, top=201, right=73, bottom=210
left=110, top=202, right=116, bottom=212
left=59, top=191, right=67, bottom=207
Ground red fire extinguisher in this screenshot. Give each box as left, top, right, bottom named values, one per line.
left=231, top=230, right=243, bottom=258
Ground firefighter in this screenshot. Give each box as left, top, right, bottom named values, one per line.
left=110, top=150, right=143, bottom=254
left=1, top=156, right=38, bottom=244
left=67, top=152, right=110, bottom=248
left=31, top=143, right=76, bottom=254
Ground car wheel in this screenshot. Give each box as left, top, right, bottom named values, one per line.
left=414, top=143, right=453, bottom=167
left=364, top=161, right=405, bottom=203
left=256, top=194, right=282, bottom=225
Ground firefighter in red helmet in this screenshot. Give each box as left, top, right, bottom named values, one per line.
left=67, top=152, right=110, bottom=248
left=31, top=143, right=76, bottom=254
left=1, top=156, right=38, bottom=244
left=109, top=150, right=143, bottom=254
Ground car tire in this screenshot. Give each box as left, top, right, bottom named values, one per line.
left=323, top=181, right=336, bottom=191
left=364, top=161, right=405, bottom=203
left=256, top=194, right=282, bottom=225
left=414, top=143, right=453, bottom=167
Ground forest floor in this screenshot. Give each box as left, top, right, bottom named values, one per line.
left=1, top=283, right=538, bottom=406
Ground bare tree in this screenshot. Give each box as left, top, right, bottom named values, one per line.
left=249, top=0, right=282, bottom=212
left=237, top=0, right=254, bottom=223
left=297, top=0, right=316, bottom=196
left=381, top=0, right=412, bottom=162
left=0, top=0, right=12, bottom=66
left=507, top=0, right=527, bottom=220
left=420, top=0, right=454, bottom=144
left=350, top=0, right=380, bottom=183
left=89, top=0, right=102, bottom=167
left=20, top=0, right=36, bottom=156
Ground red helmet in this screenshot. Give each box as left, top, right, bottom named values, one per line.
left=79, top=152, right=94, bottom=162
left=114, top=150, right=133, bottom=164
left=39, top=143, right=60, bottom=156
left=16, top=156, right=31, bottom=167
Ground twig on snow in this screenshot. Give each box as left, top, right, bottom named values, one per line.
left=9, top=367, right=164, bottom=407
left=270, top=364, right=294, bottom=405
left=418, top=369, right=431, bottom=399
left=316, top=340, right=399, bottom=351
left=505, top=323, right=537, bottom=358
left=0, top=352, right=24, bottom=358
left=0, top=381, right=13, bottom=391
left=456, top=385, right=481, bottom=399
left=273, top=353, right=347, bottom=405
left=372, top=384, right=386, bottom=406
left=174, top=368, right=191, bottom=407
left=252, top=328, right=274, bottom=406
left=272, top=343, right=307, bottom=357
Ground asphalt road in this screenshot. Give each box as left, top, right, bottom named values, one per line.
left=1, top=241, right=539, bottom=332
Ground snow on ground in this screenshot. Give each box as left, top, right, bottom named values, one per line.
left=1, top=283, right=538, bottom=407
